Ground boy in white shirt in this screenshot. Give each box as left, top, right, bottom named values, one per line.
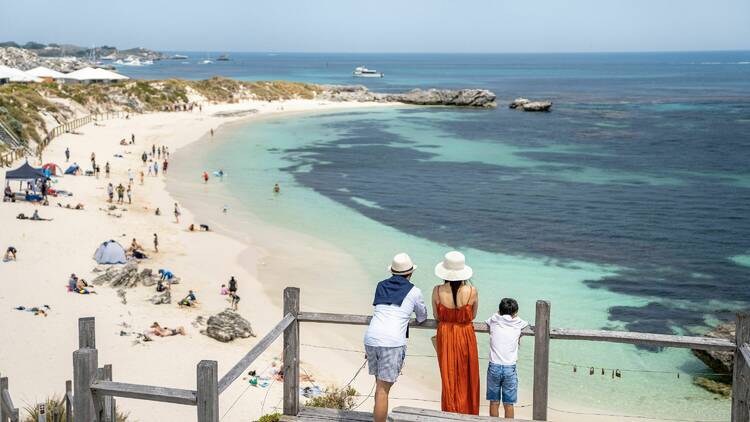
left=486, top=298, right=528, bottom=418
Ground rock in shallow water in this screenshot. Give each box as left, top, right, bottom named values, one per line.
left=202, top=310, right=256, bottom=342
left=320, top=85, right=497, bottom=108
left=692, top=321, right=735, bottom=376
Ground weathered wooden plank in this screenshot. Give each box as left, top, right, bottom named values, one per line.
left=298, top=313, right=533, bottom=336
left=298, top=312, right=732, bottom=351
left=0, top=376, right=10, bottom=421
left=279, top=406, right=374, bottom=421
left=393, top=406, right=530, bottom=421
left=65, top=380, right=73, bottom=422
left=551, top=328, right=735, bottom=351
left=196, top=360, right=219, bottom=422
left=731, top=313, right=750, bottom=422
left=283, top=287, right=301, bottom=416
left=740, top=343, right=750, bottom=367
left=73, top=348, right=97, bottom=422
left=78, top=317, right=96, bottom=349
left=533, top=300, right=550, bottom=421
left=217, top=313, right=295, bottom=393
left=90, top=380, right=196, bottom=405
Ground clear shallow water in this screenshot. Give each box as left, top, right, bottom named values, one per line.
left=160, top=52, right=750, bottom=420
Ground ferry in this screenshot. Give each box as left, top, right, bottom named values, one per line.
left=353, top=66, right=384, bottom=78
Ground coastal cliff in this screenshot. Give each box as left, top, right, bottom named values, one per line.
left=0, top=78, right=496, bottom=153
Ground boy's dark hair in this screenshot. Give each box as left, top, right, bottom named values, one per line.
left=498, top=298, right=519, bottom=316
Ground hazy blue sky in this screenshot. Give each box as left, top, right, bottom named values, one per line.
left=2, top=0, right=749, bottom=53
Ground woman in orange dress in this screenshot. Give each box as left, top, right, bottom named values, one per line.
left=432, top=251, right=480, bottom=415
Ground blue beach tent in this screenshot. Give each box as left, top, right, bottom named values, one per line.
left=93, top=240, right=127, bottom=264
left=64, top=164, right=80, bottom=175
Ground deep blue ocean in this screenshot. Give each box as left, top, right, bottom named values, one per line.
left=133, top=51, right=750, bottom=333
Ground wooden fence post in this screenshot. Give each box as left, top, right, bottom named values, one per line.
left=79, top=317, right=96, bottom=349
left=94, top=365, right=114, bottom=422
left=283, top=287, right=300, bottom=416
left=65, top=380, right=73, bottom=422
left=73, top=348, right=98, bottom=422
left=731, top=312, right=750, bottom=422
left=1, top=376, right=8, bottom=422
left=533, top=300, right=550, bottom=421
left=196, top=360, right=219, bottom=422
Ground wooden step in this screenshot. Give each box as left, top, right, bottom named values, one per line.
left=279, top=406, right=373, bottom=421
left=391, top=406, right=531, bottom=421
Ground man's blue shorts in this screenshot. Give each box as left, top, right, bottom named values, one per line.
left=486, top=363, right=518, bottom=404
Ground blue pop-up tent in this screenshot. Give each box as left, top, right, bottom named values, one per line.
left=93, top=240, right=127, bottom=264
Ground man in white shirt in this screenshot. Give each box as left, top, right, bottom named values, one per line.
left=364, top=253, right=427, bottom=422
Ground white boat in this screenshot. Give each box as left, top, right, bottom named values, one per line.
left=114, top=57, right=153, bottom=66
left=172, top=54, right=189, bottom=60
left=200, top=59, right=213, bottom=64
left=353, top=66, right=384, bottom=78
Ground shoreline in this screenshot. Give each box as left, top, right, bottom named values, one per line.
left=0, top=98, right=702, bottom=421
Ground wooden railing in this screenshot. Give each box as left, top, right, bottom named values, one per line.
left=1, top=288, right=747, bottom=421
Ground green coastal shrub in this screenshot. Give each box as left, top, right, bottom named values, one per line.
left=257, top=413, right=282, bottom=422
left=306, top=386, right=358, bottom=410
left=22, top=395, right=131, bottom=422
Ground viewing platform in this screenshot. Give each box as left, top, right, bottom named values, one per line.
left=1, top=287, right=747, bottom=422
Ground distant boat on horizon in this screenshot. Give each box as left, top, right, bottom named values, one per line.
left=353, top=66, right=384, bottom=78
left=171, top=54, right=189, bottom=60
left=216, top=54, right=230, bottom=61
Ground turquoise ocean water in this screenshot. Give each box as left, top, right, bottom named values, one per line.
left=156, top=52, right=750, bottom=420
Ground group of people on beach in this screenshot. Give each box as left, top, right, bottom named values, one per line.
left=366, top=251, right=527, bottom=421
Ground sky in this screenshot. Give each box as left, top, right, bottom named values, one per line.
left=1, top=0, right=749, bottom=53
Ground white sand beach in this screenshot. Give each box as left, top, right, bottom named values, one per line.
left=0, top=99, right=674, bottom=422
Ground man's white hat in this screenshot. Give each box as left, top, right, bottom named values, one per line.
left=434, top=251, right=473, bottom=281
left=388, top=253, right=416, bottom=275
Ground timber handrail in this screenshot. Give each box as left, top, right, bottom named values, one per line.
left=90, top=380, right=197, bottom=406
left=297, top=311, right=735, bottom=351
left=217, top=313, right=295, bottom=393
left=0, top=376, right=20, bottom=422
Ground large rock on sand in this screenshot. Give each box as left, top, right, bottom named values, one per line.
left=149, top=290, right=171, bottom=305
left=92, top=263, right=179, bottom=288
left=692, top=321, right=735, bottom=375
left=202, top=310, right=256, bottom=342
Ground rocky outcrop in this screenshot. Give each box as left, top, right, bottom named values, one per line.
left=92, top=262, right=180, bottom=289
left=320, top=85, right=497, bottom=108
left=522, top=101, right=552, bottom=112
left=149, top=290, right=171, bottom=305
left=202, top=310, right=256, bottom=342
left=692, top=321, right=735, bottom=375
left=509, top=97, right=552, bottom=112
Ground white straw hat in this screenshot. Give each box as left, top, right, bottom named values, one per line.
left=434, top=251, right=473, bottom=281
left=388, top=253, right=417, bottom=275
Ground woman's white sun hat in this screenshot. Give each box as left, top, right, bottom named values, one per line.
left=388, top=253, right=417, bottom=275
left=435, top=251, right=473, bottom=281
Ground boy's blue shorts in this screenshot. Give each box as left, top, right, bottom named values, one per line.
left=486, top=363, right=518, bottom=404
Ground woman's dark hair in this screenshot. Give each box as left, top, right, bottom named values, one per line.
left=499, top=298, right=519, bottom=316
left=446, top=280, right=466, bottom=307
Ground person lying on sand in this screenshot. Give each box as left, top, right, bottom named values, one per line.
left=188, top=224, right=210, bottom=232
left=178, top=290, right=197, bottom=307
left=17, top=211, right=52, bottom=221
left=14, top=305, right=50, bottom=317
left=150, top=322, right=186, bottom=337
left=57, top=202, right=85, bottom=210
